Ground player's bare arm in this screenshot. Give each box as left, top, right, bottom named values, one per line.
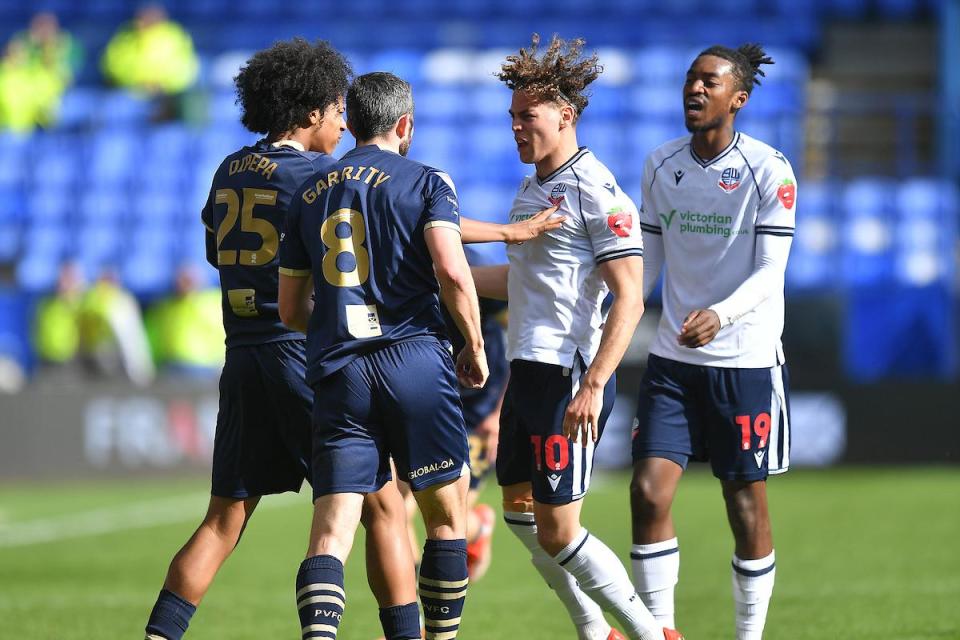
left=562, top=255, right=645, bottom=444
left=460, top=205, right=563, bottom=244
left=277, top=273, right=313, bottom=333
left=426, top=226, right=489, bottom=389
left=470, top=264, right=509, bottom=300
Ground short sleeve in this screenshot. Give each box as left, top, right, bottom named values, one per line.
left=637, top=156, right=662, bottom=236
left=755, top=152, right=797, bottom=238
left=422, top=170, right=461, bottom=234
left=200, top=189, right=217, bottom=268
left=278, top=190, right=312, bottom=277
left=578, top=178, right=644, bottom=265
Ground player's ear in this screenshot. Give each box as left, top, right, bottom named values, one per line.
left=307, top=108, right=322, bottom=127
left=396, top=112, right=412, bottom=139
left=559, top=103, right=576, bottom=130
left=732, top=90, right=749, bottom=112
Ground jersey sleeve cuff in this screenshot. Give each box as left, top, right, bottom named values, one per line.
left=755, top=225, right=795, bottom=237
left=639, top=222, right=662, bottom=235
left=708, top=303, right=734, bottom=328
left=595, top=247, right=644, bottom=265
left=424, top=220, right=462, bottom=234
left=279, top=267, right=311, bottom=277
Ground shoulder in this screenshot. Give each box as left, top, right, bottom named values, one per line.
left=647, top=135, right=690, bottom=167
left=736, top=133, right=793, bottom=173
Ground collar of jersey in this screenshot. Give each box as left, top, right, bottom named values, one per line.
left=271, top=139, right=306, bottom=151
left=536, top=146, right=589, bottom=185
left=688, top=131, right=740, bottom=168
left=343, top=143, right=392, bottom=159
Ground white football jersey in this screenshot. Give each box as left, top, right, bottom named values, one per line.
left=506, top=148, right=643, bottom=368
left=640, top=131, right=797, bottom=368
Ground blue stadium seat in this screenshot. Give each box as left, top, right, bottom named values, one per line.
left=56, top=88, right=101, bottom=129
left=369, top=49, right=425, bottom=83
left=457, top=184, right=520, bottom=224
left=90, top=130, right=137, bottom=187
left=76, top=223, right=122, bottom=272
left=625, top=121, right=683, bottom=164
left=0, top=133, right=29, bottom=186
left=80, top=190, right=128, bottom=225
left=408, top=126, right=462, bottom=173
left=842, top=178, right=896, bottom=216
left=27, top=192, right=71, bottom=225
left=0, top=221, right=21, bottom=263
left=0, top=288, right=32, bottom=373
left=209, top=90, right=243, bottom=128
left=896, top=178, right=958, bottom=219
left=415, top=85, right=466, bottom=123
left=97, top=92, right=153, bottom=126
left=16, top=253, right=61, bottom=293
left=465, top=84, right=511, bottom=121
left=628, top=84, right=678, bottom=117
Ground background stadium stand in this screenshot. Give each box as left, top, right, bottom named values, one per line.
left=0, top=0, right=955, bottom=389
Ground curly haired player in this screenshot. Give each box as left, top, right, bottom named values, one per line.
left=143, top=40, right=421, bottom=640
left=629, top=44, right=795, bottom=640
left=473, top=34, right=683, bottom=640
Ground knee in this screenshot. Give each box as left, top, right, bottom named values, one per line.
left=630, top=473, right=672, bottom=521
left=535, top=525, right=571, bottom=557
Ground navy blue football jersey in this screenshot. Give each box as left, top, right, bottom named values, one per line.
left=279, top=144, right=460, bottom=385
left=201, top=140, right=335, bottom=348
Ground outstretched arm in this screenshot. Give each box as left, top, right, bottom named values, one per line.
left=460, top=206, right=563, bottom=244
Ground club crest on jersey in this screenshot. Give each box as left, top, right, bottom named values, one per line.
left=606, top=207, right=633, bottom=238
left=548, top=183, right=567, bottom=206
left=717, top=167, right=741, bottom=192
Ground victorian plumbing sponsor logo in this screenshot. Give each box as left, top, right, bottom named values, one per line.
left=658, top=209, right=749, bottom=239
left=408, top=458, right=455, bottom=480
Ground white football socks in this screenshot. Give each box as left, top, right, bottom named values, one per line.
left=556, top=529, right=664, bottom=640
left=503, top=511, right=611, bottom=640
left=630, top=538, right=680, bottom=628
left=731, top=550, right=776, bottom=640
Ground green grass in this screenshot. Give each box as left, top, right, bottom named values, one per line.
left=1, top=468, right=958, bottom=639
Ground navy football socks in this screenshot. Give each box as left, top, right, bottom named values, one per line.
left=418, top=538, right=468, bottom=639
left=296, top=555, right=346, bottom=639
left=145, top=588, right=196, bottom=640
left=378, top=602, right=421, bottom=639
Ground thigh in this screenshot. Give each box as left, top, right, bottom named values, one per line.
left=375, top=339, right=470, bottom=492
left=631, top=354, right=703, bottom=468
left=311, top=358, right=390, bottom=500
left=703, top=365, right=788, bottom=481
left=211, top=346, right=308, bottom=499
left=506, top=358, right=613, bottom=505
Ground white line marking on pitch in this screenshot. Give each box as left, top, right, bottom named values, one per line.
left=0, top=491, right=305, bottom=548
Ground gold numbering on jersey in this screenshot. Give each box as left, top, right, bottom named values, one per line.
left=320, top=208, right=370, bottom=287
left=215, top=188, right=279, bottom=266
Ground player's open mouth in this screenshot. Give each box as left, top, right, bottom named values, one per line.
left=684, top=99, right=705, bottom=117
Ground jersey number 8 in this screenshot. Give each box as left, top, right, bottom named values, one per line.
left=320, top=208, right=370, bottom=287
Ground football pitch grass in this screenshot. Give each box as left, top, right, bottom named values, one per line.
left=1, top=467, right=957, bottom=639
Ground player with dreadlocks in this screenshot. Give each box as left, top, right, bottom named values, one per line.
left=629, top=44, right=796, bottom=640
left=472, top=34, right=683, bottom=640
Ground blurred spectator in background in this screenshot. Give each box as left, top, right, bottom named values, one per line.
left=145, top=264, right=224, bottom=378
left=101, top=3, right=198, bottom=120
left=11, top=12, right=84, bottom=84
left=101, top=3, right=198, bottom=94
left=32, top=262, right=84, bottom=369
left=78, top=269, right=155, bottom=386
left=0, top=40, right=64, bottom=132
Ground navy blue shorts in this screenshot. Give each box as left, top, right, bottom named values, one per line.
left=311, top=337, right=470, bottom=498
left=496, top=356, right=616, bottom=505
left=211, top=340, right=311, bottom=498
left=631, top=354, right=791, bottom=481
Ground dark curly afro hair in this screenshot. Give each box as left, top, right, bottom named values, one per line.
left=497, top=33, right=602, bottom=119
left=234, top=38, right=352, bottom=136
